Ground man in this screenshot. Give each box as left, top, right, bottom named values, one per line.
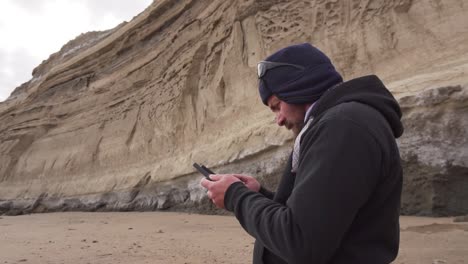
left=201, top=43, right=403, bottom=264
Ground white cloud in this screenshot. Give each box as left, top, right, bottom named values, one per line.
left=0, top=0, right=152, bottom=102
left=0, top=48, right=38, bottom=101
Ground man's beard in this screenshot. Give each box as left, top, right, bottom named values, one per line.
left=291, top=121, right=305, bottom=138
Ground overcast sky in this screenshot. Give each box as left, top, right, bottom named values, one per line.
left=0, top=0, right=152, bottom=102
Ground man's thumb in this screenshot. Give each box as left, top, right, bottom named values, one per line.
left=209, top=174, right=221, bottom=181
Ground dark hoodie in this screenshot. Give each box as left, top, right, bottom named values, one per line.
left=225, top=75, right=404, bottom=264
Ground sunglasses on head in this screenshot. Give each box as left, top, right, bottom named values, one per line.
left=257, top=60, right=305, bottom=79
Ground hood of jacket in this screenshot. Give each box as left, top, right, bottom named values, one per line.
left=310, top=75, right=404, bottom=138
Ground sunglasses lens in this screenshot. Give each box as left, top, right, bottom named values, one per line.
left=257, top=63, right=264, bottom=78
left=258, top=61, right=303, bottom=79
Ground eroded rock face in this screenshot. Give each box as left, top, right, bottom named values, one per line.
left=0, top=0, right=467, bottom=216
left=398, top=85, right=468, bottom=216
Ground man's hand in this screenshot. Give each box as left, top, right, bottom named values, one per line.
left=200, top=174, right=241, bottom=209
left=232, top=174, right=261, bottom=192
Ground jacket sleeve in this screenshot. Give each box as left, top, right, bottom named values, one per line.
left=259, top=186, right=275, bottom=199
left=224, top=117, right=382, bottom=264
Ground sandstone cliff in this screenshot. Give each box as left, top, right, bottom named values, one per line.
left=0, top=0, right=467, bottom=216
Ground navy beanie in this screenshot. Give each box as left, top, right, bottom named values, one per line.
left=258, top=43, right=343, bottom=105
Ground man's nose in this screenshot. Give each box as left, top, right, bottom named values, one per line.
left=276, top=114, right=285, bottom=126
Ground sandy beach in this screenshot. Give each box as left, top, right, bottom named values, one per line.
left=0, top=212, right=467, bottom=264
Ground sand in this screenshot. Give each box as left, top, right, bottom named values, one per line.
left=0, top=212, right=467, bottom=264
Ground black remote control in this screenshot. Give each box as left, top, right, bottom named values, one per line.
left=193, top=163, right=215, bottom=181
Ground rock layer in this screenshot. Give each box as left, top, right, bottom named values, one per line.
left=0, top=0, right=467, bottom=216
left=399, top=85, right=468, bottom=216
